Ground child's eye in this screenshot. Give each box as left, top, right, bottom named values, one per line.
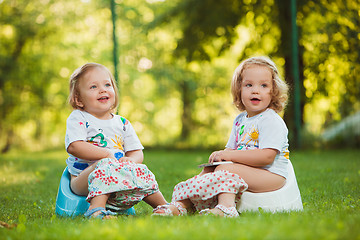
left=245, top=84, right=252, bottom=87
left=90, top=85, right=97, bottom=89
left=261, top=84, right=268, bottom=88
left=105, top=83, right=112, bottom=87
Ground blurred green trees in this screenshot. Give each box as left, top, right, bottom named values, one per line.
left=0, top=0, right=114, bottom=152
left=150, top=0, right=360, bottom=147
left=0, top=0, right=359, bottom=152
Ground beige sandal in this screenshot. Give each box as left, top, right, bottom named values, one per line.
left=199, top=204, right=239, bottom=218
left=152, top=202, right=188, bottom=216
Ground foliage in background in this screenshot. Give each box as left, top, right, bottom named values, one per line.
left=150, top=0, right=360, bottom=147
left=0, top=0, right=359, bottom=152
left=0, top=0, right=114, bottom=152
left=300, top=0, right=360, bottom=133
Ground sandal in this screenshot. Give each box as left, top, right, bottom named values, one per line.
left=152, top=202, right=187, bottom=216
left=84, top=207, right=117, bottom=219
left=199, top=204, right=239, bottom=218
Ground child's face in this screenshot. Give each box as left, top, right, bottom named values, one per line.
left=76, top=67, right=116, bottom=119
left=241, top=65, right=273, bottom=117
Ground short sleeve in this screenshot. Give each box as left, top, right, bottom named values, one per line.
left=122, top=120, right=144, bottom=152
left=65, top=110, right=88, bottom=150
left=225, top=116, right=240, bottom=149
left=258, top=112, right=288, bottom=152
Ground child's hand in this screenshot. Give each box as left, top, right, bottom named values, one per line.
left=209, top=150, right=225, bottom=163
left=118, top=157, right=133, bottom=163
left=104, top=150, right=117, bottom=161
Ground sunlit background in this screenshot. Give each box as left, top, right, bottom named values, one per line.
left=0, top=0, right=359, bottom=152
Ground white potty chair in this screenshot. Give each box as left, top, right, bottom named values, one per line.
left=237, top=160, right=303, bottom=213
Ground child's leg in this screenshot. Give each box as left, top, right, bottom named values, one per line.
left=201, top=192, right=238, bottom=217
left=70, top=163, right=98, bottom=196
left=199, top=166, right=216, bottom=176
left=143, top=191, right=167, bottom=208
left=198, top=164, right=284, bottom=217
left=202, top=163, right=285, bottom=216
left=89, top=194, right=110, bottom=210
left=218, top=192, right=236, bottom=207
left=215, top=163, right=285, bottom=192
left=85, top=193, right=116, bottom=219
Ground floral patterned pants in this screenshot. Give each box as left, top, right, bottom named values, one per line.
left=87, top=158, right=159, bottom=211
left=172, top=170, right=248, bottom=211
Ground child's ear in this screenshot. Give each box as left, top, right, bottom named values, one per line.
left=75, top=95, right=84, bottom=108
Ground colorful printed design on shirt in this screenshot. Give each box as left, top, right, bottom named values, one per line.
left=111, top=134, right=124, bottom=151
left=245, top=127, right=259, bottom=146
left=236, top=125, right=245, bottom=143
left=237, top=125, right=259, bottom=150
left=283, top=147, right=290, bottom=159
left=114, top=152, right=124, bottom=160
left=78, top=121, right=89, bottom=128
left=88, top=132, right=107, bottom=147
left=120, top=117, right=128, bottom=131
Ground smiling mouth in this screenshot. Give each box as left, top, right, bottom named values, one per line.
left=98, top=96, right=109, bottom=101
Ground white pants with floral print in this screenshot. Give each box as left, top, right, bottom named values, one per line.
left=87, top=158, right=159, bottom=211
left=172, top=170, right=248, bottom=211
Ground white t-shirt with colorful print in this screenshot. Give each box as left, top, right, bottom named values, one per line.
left=225, top=108, right=289, bottom=178
left=65, top=110, right=144, bottom=176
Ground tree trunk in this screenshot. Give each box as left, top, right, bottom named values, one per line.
left=1, top=129, right=13, bottom=154
left=277, top=0, right=305, bottom=148
left=180, top=80, right=192, bottom=141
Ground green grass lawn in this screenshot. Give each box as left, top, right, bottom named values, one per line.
left=0, top=149, right=359, bottom=239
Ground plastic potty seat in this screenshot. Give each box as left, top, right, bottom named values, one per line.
left=55, top=167, right=136, bottom=217
left=237, top=160, right=303, bottom=213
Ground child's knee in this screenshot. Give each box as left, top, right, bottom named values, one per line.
left=215, top=163, right=235, bottom=172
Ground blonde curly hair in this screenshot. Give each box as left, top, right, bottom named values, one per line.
left=68, top=63, right=119, bottom=111
left=231, top=56, right=288, bottom=113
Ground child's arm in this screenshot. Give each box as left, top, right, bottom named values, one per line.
left=209, top=148, right=277, bottom=167
left=119, top=149, right=143, bottom=164
left=67, top=140, right=115, bottom=161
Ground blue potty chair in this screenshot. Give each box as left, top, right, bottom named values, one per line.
left=55, top=167, right=136, bottom=217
